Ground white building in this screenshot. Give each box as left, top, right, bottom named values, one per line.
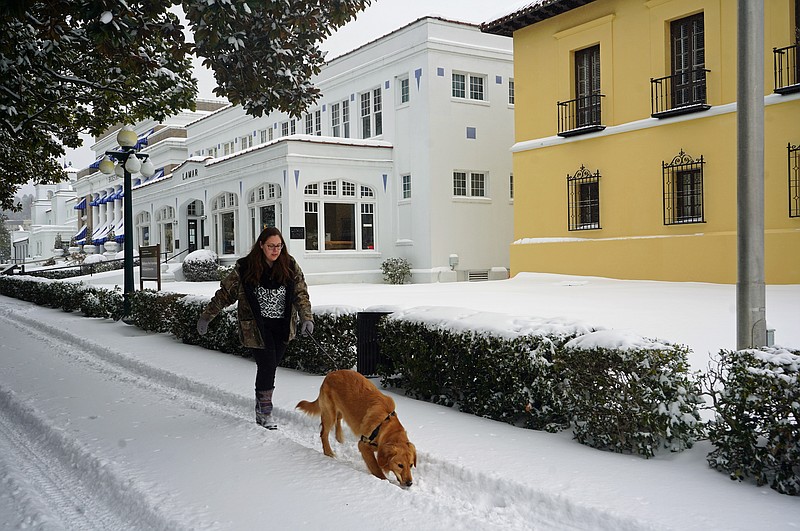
left=78, top=17, right=515, bottom=283
left=10, top=168, right=79, bottom=263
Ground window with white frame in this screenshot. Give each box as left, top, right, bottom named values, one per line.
left=136, top=211, right=151, bottom=246
left=453, top=171, right=488, bottom=198
left=304, top=180, right=377, bottom=251
left=508, top=78, right=515, bottom=105
left=305, top=114, right=313, bottom=135
left=290, top=119, right=296, bottom=135
left=240, top=134, right=253, bottom=150
left=211, top=192, right=238, bottom=255
left=259, top=129, right=269, bottom=144
left=359, top=88, right=383, bottom=138
left=207, top=145, right=218, bottom=158
left=155, top=206, right=175, bottom=253
left=330, top=100, right=351, bottom=138
left=314, top=110, right=321, bottom=135
left=452, top=72, right=487, bottom=101
left=398, top=76, right=410, bottom=104
left=331, top=103, right=341, bottom=137
left=248, top=183, right=282, bottom=239
left=401, top=174, right=412, bottom=199
left=222, top=141, right=234, bottom=156
left=281, top=121, right=289, bottom=137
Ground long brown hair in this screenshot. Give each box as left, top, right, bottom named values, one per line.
left=241, top=227, right=292, bottom=286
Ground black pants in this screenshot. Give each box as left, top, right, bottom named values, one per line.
left=250, top=319, right=288, bottom=391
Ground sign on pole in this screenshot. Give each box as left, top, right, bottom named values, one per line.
left=139, top=244, right=161, bottom=291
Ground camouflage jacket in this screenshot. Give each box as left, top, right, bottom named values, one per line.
left=200, top=257, right=313, bottom=348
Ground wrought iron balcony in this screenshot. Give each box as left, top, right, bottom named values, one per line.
left=650, top=69, right=711, bottom=118
left=557, top=94, right=605, bottom=137
left=774, top=44, right=800, bottom=94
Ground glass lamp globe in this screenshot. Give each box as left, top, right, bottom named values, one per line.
left=115, top=164, right=125, bottom=178
left=125, top=154, right=142, bottom=174
left=98, top=156, right=116, bottom=175
left=140, top=158, right=156, bottom=178
left=117, top=125, right=138, bottom=148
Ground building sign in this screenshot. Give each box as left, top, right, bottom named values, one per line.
left=139, top=244, right=161, bottom=290
left=289, top=226, right=305, bottom=239
left=182, top=168, right=199, bottom=180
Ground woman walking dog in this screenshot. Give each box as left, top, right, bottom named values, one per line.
left=196, top=227, right=314, bottom=430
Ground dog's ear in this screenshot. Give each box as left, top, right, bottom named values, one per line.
left=409, top=442, right=417, bottom=468
left=377, top=444, right=393, bottom=470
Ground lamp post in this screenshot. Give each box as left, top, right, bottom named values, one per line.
left=98, top=125, right=156, bottom=317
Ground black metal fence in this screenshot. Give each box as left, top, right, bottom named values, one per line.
left=790, top=142, right=800, bottom=218
left=557, top=94, right=605, bottom=137
left=651, top=69, right=710, bottom=118
left=774, top=44, right=799, bottom=94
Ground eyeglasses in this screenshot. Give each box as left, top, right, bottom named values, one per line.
left=264, top=243, right=283, bottom=251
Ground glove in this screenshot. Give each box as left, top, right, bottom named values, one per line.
left=197, top=316, right=212, bottom=336
left=300, top=320, right=314, bottom=337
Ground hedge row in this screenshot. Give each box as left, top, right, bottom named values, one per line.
left=0, top=274, right=796, bottom=495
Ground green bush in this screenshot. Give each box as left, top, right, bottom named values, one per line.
left=129, top=290, right=187, bottom=332
left=80, top=286, right=123, bottom=320
left=558, top=334, right=704, bottom=458
left=703, top=347, right=800, bottom=495
left=182, top=251, right=220, bottom=282
left=283, top=306, right=358, bottom=374
left=377, top=317, right=575, bottom=431
left=380, top=257, right=411, bottom=284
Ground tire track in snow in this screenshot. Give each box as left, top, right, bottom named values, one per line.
left=0, top=386, right=186, bottom=531
left=1, top=307, right=657, bottom=531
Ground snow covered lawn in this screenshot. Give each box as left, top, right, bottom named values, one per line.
left=0, top=271, right=798, bottom=529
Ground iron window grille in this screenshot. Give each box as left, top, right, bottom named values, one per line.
left=567, top=165, right=601, bottom=230
left=662, top=149, right=705, bottom=225
left=790, top=142, right=800, bottom=218
left=774, top=44, right=800, bottom=94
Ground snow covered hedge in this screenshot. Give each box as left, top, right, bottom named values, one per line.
left=377, top=310, right=704, bottom=456
left=379, top=320, right=570, bottom=431
left=703, top=347, right=800, bottom=495
left=182, top=250, right=223, bottom=282
left=560, top=331, right=704, bottom=458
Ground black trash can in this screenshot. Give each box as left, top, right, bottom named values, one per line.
left=356, top=311, right=392, bottom=376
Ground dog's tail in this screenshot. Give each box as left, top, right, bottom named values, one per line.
left=295, top=399, right=321, bottom=416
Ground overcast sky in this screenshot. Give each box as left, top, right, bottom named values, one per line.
left=60, top=0, right=526, bottom=172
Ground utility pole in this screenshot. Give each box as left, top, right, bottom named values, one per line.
left=736, top=0, right=766, bottom=349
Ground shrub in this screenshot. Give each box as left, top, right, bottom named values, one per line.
left=80, top=286, right=123, bottom=320
left=182, top=250, right=221, bottom=282
left=283, top=306, right=358, bottom=374
left=170, top=295, right=247, bottom=356
left=129, top=290, right=187, bottom=333
left=558, top=332, right=705, bottom=458
left=377, top=315, right=579, bottom=431
left=380, top=257, right=411, bottom=284
left=703, top=347, right=800, bottom=495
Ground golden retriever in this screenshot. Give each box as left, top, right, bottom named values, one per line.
left=296, top=370, right=416, bottom=486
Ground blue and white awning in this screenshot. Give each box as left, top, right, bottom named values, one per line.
left=73, top=197, right=86, bottom=210
left=74, top=225, right=87, bottom=240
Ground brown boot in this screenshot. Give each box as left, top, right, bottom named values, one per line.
left=255, top=389, right=277, bottom=430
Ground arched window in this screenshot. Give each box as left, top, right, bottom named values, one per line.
left=156, top=206, right=175, bottom=253
left=211, top=192, right=238, bottom=255
left=247, top=183, right=282, bottom=240
left=303, top=180, right=376, bottom=251
left=136, top=211, right=151, bottom=246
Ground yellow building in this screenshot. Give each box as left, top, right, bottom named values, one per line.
left=483, top=0, right=799, bottom=284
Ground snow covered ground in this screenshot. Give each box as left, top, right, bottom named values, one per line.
left=0, top=270, right=798, bottom=529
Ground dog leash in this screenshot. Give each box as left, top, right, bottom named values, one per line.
left=304, top=330, right=338, bottom=368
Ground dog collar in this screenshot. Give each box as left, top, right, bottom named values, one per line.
left=361, top=411, right=396, bottom=447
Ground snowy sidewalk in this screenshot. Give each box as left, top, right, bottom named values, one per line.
left=0, top=296, right=797, bottom=530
